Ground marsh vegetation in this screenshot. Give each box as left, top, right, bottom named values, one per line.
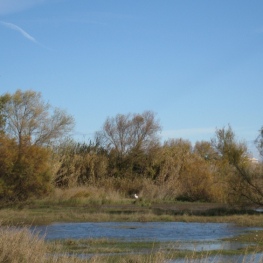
left=1, top=221, right=263, bottom=263
left=0, top=90, right=263, bottom=207
left=1, top=90, right=263, bottom=262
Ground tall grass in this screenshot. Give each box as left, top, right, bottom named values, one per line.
left=1, top=223, right=263, bottom=263
left=0, top=224, right=168, bottom=263
left=0, top=225, right=91, bottom=263
left=45, top=177, right=179, bottom=205
left=0, top=226, right=46, bottom=263
left=1, top=184, right=263, bottom=226
left=46, top=186, right=127, bottom=206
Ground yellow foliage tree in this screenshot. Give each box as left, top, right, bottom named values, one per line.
left=0, top=135, right=52, bottom=201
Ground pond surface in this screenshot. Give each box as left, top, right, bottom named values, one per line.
left=33, top=222, right=258, bottom=243
left=170, top=253, right=263, bottom=263
left=31, top=222, right=263, bottom=261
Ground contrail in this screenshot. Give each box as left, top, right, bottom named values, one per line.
left=0, top=21, right=37, bottom=43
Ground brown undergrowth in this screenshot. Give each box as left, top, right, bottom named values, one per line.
left=0, top=186, right=263, bottom=226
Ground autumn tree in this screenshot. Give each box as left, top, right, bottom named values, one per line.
left=194, top=141, right=218, bottom=161
left=54, top=139, right=108, bottom=187
left=0, top=90, right=75, bottom=148
left=157, top=139, right=214, bottom=202
left=0, top=94, right=9, bottom=134
left=193, top=141, right=226, bottom=202
left=178, top=155, right=214, bottom=202
left=256, top=126, right=263, bottom=158
left=96, top=111, right=161, bottom=178
left=97, top=111, right=161, bottom=157
left=157, top=139, right=192, bottom=184
left=212, top=125, right=263, bottom=206
left=0, top=90, right=75, bottom=201
left=0, top=134, right=52, bottom=201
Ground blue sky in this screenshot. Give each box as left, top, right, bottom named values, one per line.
left=0, top=1, right=262, bottom=157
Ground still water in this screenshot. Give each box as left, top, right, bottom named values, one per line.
left=33, top=221, right=258, bottom=243
left=31, top=222, right=262, bottom=262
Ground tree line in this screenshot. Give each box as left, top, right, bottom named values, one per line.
left=0, top=90, right=262, bottom=206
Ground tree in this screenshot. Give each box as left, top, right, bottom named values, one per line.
left=212, top=125, right=263, bottom=206
left=54, top=139, right=108, bottom=187
left=0, top=90, right=75, bottom=201
left=256, top=126, right=263, bottom=158
left=212, top=125, right=247, bottom=164
left=157, top=139, right=192, bottom=183
left=157, top=139, right=214, bottom=202
left=96, top=111, right=161, bottom=157
left=0, top=134, right=52, bottom=201
left=0, top=90, right=75, bottom=148
left=178, top=155, right=214, bottom=202
left=194, top=141, right=226, bottom=202
left=96, top=111, right=161, bottom=178
left=194, top=141, right=218, bottom=161
left=0, top=94, right=9, bottom=134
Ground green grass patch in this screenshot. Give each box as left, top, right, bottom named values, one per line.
left=1, top=199, right=263, bottom=227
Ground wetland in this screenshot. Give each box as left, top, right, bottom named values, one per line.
left=1, top=201, right=263, bottom=262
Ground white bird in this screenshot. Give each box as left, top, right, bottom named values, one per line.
left=134, top=194, right=139, bottom=199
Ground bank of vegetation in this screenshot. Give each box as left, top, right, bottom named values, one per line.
left=0, top=89, right=263, bottom=210
left=1, top=223, right=263, bottom=263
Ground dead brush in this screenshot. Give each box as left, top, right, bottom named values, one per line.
left=46, top=186, right=125, bottom=205
left=0, top=224, right=92, bottom=263
left=140, top=178, right=178, bottom=201
left=0, top=225, right=47, bottom=263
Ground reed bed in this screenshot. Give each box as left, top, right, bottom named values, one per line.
left=1, top=187, right=263, bottom=262
left=0, top=223, right=263, bottom=263
left=0, top=225, right=90, bottom=263
left=0, top=203, right=263, bottom=227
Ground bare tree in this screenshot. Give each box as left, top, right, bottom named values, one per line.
left=96, top=111, right=161, bottom=157
left=1, top=89, right=75, bottom=147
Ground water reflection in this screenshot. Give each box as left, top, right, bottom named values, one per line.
left=33, top=222, right=258, bottom=243
left=169, top=253, right=263, bottom=263
left=30, top=222, right=262, bottom=262
left=166, top=240, right=250, bottom=251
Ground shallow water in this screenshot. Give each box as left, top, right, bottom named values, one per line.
left=166, top=240, right=250, bottom=251
left=33, top=221, right=259, bottom=243
left=31, top=222, right=263, bottom=262
left=169, top=253, right=263, bottom=263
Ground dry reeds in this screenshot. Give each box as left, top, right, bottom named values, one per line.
left=0, top=226, right=47, bottom=263
left=46, top=186, right=126, bottom=206
left=0, top=224, right=167, bottom=263
left=0, top=225, right=92, bottom=263
left=0, top=223, right=263, bottom=263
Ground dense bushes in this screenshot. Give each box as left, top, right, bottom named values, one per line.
left=52, top=136, right=263, bottom=205
left=0, top=90, right=262, bottom=205
left=0, top=135, right=52, bottom=201
left=0, top=122, right=262, bottom=205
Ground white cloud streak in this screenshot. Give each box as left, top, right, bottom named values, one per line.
left=0, top=0, right=46, bottom=15
left=0, top=21, right=37, bottom=43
